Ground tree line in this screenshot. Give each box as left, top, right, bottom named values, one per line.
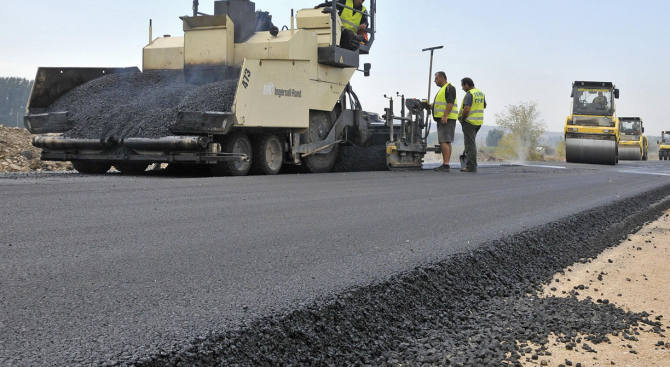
left=0, top=77, right=34, bottom=128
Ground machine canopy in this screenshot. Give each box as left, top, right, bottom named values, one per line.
left=662, top=132, right=670, bottom=143
left=572, top=87, right=614, bottom=116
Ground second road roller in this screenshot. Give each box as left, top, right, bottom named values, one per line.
left=564, top=81, right=620, bottom=165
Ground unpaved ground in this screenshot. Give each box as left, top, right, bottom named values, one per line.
left=0, top=125, right=72, bottom=172
left=521, top=209, right=670, bottom=367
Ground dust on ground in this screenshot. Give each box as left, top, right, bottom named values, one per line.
left=0, top=125, right=72, bottom=172
left=520, top=210, right=670, bottom=367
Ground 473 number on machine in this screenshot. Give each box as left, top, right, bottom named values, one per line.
left=242, top=68, right=251, bottom=89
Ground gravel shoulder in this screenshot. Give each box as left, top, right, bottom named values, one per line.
left=521, top=209, right=670, bottom=367
left=0, top=125, right=72, bottom=172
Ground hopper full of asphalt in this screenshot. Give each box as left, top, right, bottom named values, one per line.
left=131, top=184, right=670, bottom=367
left=48, top=71, right=238, bottom=140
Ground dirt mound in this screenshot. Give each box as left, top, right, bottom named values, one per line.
left=0, top=125, right=72, bottom=172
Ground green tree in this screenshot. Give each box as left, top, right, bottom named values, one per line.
left=494, top=101, right=547, bottom=161
left=0, top=77, right=34, bottom=128
left=485, top=128, right=504, bottom=147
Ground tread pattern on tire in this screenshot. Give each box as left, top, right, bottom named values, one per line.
left=250, top=134, right=284, bottom=175
left=210, top=132, right=252, bottom=177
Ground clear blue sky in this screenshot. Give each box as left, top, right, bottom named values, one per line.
left=2, top=0, right=669, bottom=133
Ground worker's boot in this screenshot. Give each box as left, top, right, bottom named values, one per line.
left=434, top=164, right=451, bottom=172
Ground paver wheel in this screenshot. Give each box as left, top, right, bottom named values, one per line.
left=250, top=134, right=284, bottom=175
left=210, top=132, right=252, bottom=176
left=302, top=110, right=338, bottom=173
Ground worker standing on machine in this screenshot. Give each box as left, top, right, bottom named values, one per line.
left=315, top=0, right=368, bottom=50
left=458, top=77, right=486, bottom=173
left=431, top=72, right=458, bottom=172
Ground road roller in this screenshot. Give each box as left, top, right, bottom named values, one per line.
left=564, top=81, right=620, bottom=165
left=618, top=117, right=648, bottom=161
left=659, top=131, right=670, bottom=161
left=24, top=0, right=390, bottom=176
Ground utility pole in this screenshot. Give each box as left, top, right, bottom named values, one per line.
left=422, top=46, right=443, bottom=130
left=422, top=46, right=443, bottom=102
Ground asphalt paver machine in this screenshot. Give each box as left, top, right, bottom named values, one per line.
left=24, top=0, right=390, bottom=176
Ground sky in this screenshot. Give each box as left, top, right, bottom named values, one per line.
left=2, top=0, right=669, bottom=133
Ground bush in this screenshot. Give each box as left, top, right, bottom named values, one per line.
left=494, top=101, right=547, bottom=161
left=556, top=139, right=566, bottom=159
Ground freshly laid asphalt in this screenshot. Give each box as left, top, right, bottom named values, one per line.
left=0, top=160, right=669, bottom=366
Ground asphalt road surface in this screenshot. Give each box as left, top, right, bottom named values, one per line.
left=1, top=160, right=669, bottom=366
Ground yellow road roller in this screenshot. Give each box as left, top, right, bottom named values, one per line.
left=659, top=131, right=670, bottom=161
left=618, top=117, right=648, bottom=160
left=564, top=81, right=620, bottom=165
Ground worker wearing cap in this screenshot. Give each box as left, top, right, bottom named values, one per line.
left=315, top=0, right=368, bottom=49
left=458, top=77, right=486, bottom=173
left=431, top=72, right=458, bottom=172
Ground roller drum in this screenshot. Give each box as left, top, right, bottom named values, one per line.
left=565, top=138, right=617, bottom=165
left=618, top=146, right=642, bottom=161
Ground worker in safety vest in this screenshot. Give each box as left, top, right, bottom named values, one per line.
left=458, top=77, right=486, bottom=173
left=315, top=0, right=368, bottom=50
left=431, top=72, right=458, bottom=172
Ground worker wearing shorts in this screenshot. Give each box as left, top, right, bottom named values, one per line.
left=432, top=71, right=458, bottom=172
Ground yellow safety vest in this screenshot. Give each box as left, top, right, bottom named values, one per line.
left=433, top=83, right=459, bottom=120
left=341, top=0, right=366, bottom=33
left=459, top=88, right=485, bottom=126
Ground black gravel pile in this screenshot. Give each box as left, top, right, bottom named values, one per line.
left=50, top=72, right=237, bottom=141
left=387, top=296, right=659, bottom=366
left=127, top=185, right=670, bottom=367
left=331, top=145, right=388, bottom=172
left=177, top=80, right=238, bottom=113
